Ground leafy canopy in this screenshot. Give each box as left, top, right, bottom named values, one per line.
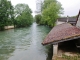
left=36, top=0, right=63, bottom=27
left=35, top=14, right=42, bottom=24
left=0, top=0, right=14, bottom=30
left=15, top=4, right=33, bottom=27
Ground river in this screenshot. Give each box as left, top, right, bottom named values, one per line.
left=0, top=22, right=53, bottom=60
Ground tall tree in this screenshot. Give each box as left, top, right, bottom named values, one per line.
left=41, top=0, right=56, bottom=11
left=6, top=1, right=14, bottom=26
left=0, top=0, right=14, bottom=30
left=35, top=14, right=42, bottom=24
left=36, top=0, right=63, bottom=27
left=15, top=4, right=33, bottom=27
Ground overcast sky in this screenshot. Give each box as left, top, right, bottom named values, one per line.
left=10, top=0, right=80, bottom=16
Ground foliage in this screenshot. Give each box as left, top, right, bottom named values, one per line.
left=15, top=4, right=33, bottom=27
left=6, top=1, right=14, bottom=26
left=61, top=54, right=80, bottom=60
left=35, top=14, right=42, bottom=24
left=36, top=0, right=63, bottom=27
left=41, top=0, right=56, bottom=10
left=0, top=0, right=14, bottom=30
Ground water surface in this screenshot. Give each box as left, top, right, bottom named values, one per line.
left=0, top=23, right=52, bottom=60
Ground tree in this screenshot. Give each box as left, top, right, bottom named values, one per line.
left=41, top=0, right=56, bottom=10
left=35, top=14, right=42, bottom=24
left=15, top=4, right=33, bottom=27
left=0, top=0, right=14, bottom=30
left=40, top=0, right=63, bottom=27
left=6, top=1, right=14, bottom=26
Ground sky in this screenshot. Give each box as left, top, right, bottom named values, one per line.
left=57, top=0, right=80, bottom=16
left=10, top=0, right=36, bottom=16
left=10, top=0, right=80, bottom=17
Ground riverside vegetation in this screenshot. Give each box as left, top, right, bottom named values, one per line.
left=35, top=0, right=63, bottom=27
left=0, top=0, right=63, bottom=31
left=0, top=0, right=33, bottom=31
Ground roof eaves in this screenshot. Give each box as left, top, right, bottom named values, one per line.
left=42, top=36, right=80, bottom=45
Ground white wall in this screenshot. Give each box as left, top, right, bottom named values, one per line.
left=56, top=21, right=65, bottom=25
left=76, top=15, right=80, bottom=27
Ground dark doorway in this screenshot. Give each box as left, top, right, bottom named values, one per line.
left=58, top=38, right=80, bottom=53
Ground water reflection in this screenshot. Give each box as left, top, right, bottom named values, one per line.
left=0, top=44, right=15, bottom=60
left=0, top=22, right=52, bottom=60
left=45, top=45, right=53, bottom=60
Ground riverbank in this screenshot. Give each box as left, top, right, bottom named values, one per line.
left=5, top=26, right=14, bottom=30
left=52, top=51, right=80, bottom=60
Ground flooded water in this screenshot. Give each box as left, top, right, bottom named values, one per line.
left=0, top=22, right=53, bottom=60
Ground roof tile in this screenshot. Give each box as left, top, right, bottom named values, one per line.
left=42, top=23, right=80, bottom=45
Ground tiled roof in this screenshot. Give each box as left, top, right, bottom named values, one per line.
left=58, top=17, right=77, bottom=22
left=58, top=17, right=67, bottom=22
left=42, top=23, right=80, bottom=45
left=68, top=17, right=77, bottom=22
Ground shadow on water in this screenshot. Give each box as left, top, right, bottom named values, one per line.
left=45, top=45, right=53, bottom=60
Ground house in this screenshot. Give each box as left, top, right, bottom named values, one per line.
left=76, top=10, right=80, bottom=27
left=56, top=16, right=77, bottom=26
left=42, top=10, right=80, bottom=57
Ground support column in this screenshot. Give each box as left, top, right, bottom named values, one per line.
left=53, top=44, right=58, bottom=56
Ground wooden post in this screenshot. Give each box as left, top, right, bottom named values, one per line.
left=53, top=44, right=58, bottom=56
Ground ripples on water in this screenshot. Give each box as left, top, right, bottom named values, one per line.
left=0, top=22, right=52, bottom=60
